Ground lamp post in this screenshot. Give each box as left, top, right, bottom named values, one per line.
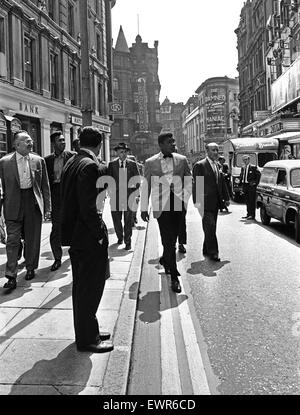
left=79, top=0, right=92, bottom=126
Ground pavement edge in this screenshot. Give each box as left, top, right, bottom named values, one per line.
left=99, top=219, right=149, bottom=395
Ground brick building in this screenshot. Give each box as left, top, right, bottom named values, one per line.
left=160, top=97, right=184, bottom=153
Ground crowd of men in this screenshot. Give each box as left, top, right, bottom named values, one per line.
left=0, top=126, right=261, bottom=354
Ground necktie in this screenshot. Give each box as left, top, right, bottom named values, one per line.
left=163, top=154, right=173, bottom=159
left=213, top=162, right=218, bottom=182
left=243, top=165, right=248, bottom=183
left=120, top=161, right=124, bottom=168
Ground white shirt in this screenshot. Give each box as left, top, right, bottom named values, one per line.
left=159, top=152, right=174, bottom=185
left=206, top=157, right=219, bottom=182
left=16, top=152, right=32, bottom=189
left=119, top=158, right=127, bottom=169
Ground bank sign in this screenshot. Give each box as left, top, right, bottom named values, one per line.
left=271, top=56, right=300, bottom=112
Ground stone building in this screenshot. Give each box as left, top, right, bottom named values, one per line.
left=111, top=26, right=161, bottom=162
left=160, top=97, right=184, bottom=153
left=0, top=0, right=116, bottom=160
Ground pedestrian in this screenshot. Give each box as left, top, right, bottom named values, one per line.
left=192, top=143, right=230, bottom=262
left=60, top=126, right=113, bottom=353
left=239, top=155, right=261, bottom=220
left=280, top=144, right=296, bottom=160
left=107, top=143, right=141, bottom=250
left=141, top=132, right=192, bottom=293
left=174, top=146, right=188, bottom=254
left=45, top=131, right=75, bottom=271
left=127, top=154, right=142, bottom=227
left=218, top=155, right=232, bottom=212
left=0, top=130, right=51, bottom=290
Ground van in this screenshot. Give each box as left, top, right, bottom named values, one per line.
left=223, top=137, right=279, bottom=201
left=256, top=160, right=300, bottom=244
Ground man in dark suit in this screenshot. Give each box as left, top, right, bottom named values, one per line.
left=45, top=131, right=75, bottom=271
left=192, top=143, right=229, bottom=262
left=107, top=143, right=140, bottom=250
left=141, top=133, right=192, bottom=293
left=239, top=155, right=261, bottom=220
left=60, top=126, right=113, bottom=354
left=218, top=155, right=232, bottom=211
left=0, top=130, right=51, bottom=290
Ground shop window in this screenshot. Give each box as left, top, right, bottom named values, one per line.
left=69, top=64, right=77, bottom=105
left=50, top=51, right=58, bottom=99
left=24, top=35, right=35, bottom=90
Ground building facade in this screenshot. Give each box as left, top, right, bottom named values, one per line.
left=236, top=0, right=300, bottom=158
left=111, top=27, right=161, bottom=162
left=0, top=0, right=116, bottom=160
left=160, top=97, right=184, bottom=153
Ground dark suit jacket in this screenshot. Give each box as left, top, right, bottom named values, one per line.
left=60, top=149, right=108, bottom=249
left=192, top=158, right=229, bottom=212
left=239, top=164, right=261, bottom=187
left=45, top=150, right=75, bottom=188
left=0, top=152, right=51, bottom=220
left=107, top=158, right=140, bottom=208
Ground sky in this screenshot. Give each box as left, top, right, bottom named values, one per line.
left=112, top=0, right=245, bottom=104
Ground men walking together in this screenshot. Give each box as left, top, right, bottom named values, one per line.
left=60, top=126, right=113, bottom=353
left=193, top=143, right=229, bottom=262
left=45, top=131, right=74, bottom=271
left=107, top=143, right=140, bottom=250
left=0, top=130, right=51, bottom=290
left=239, top=155, right=261, bottom=221
left=141, top=133, right=192, bottom=293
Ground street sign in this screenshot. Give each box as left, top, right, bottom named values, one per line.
left=108, top=102, right=124, bottom=115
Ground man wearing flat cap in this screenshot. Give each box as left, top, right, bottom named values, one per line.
left=107, top=142, right=140, bottom=250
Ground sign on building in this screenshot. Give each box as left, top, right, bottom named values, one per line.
left=108, top=102, right=124, bottom=115
left=253, top=110, right=271, bottom=121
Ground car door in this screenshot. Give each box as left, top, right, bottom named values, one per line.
left=258, top=167, right=277, bottom=216
left=271, top=168, right=287, bottom=221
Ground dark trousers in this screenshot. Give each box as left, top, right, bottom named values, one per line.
left=69, top=244, right=107, bottom=347
left=50, top=184, right=63, bottom=261
left=243, top=184, right=256, bottom=218
left=111, top=209, right=133, bottom=244
left=202, top=210, right=219, bottom=256
left=178, top=207, right=187, bottom=245
left=5, top=189, right=42, bottom=278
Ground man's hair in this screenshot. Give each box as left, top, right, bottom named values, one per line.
left=14, top=130, right=31, bottom=143
left=79, top=126, right=103, bottom=147
left=242, top=155, right=250, bottom=160
left=50, top=130, right=63, bottom=143
left=206, top=142, right=218, bottom=150
left=158, top=132, right=173, bottom=145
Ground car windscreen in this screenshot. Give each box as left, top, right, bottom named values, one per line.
left=257, top=152, right=277, bottom=167
left=291, top=168, right=300, bottom=188
left=259, top=167, right=277, bottom=186
left=236, top=153, right=256, bottom=167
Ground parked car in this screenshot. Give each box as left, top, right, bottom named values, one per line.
left=256, top=160, right=300, bottom=243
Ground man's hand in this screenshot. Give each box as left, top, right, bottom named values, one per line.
left=44, top=211, right=51, bottom=221
left=141, top=211, right=149, bottom=222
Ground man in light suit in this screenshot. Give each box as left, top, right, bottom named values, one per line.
left=141, top=133, right=192, bottom=293
left=107, top=143, right=140, bottom=250
left=45, top=131, right=75, bottom=271
left=0, top=130, right=51, bottom=290
left=239, top=155, right=261, bottom=220
left=192, top=143, right=229, bottom=262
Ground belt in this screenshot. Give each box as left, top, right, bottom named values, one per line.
left=20, top=187, right=33, bottom=191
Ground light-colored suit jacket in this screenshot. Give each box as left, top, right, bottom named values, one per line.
left=0, top=152, right=51, bottom=221
left=141, top=152, right=192, bottom=218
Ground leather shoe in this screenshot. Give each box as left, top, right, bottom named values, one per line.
left=117, top=239, right=123, bottom=245
left=159, top=257, right=171, bottom=274
left=25, top=270, right=35, bottom=281
left=246, top=216, right=255, bottom=220
left=242, top=215, right=250, bottom=219
left=99, top=332, right=111, bottom=341
left=3, top=278, right=17, bottom=290
left=125, top=243, right=131, bottom=250
left=209, top=255, right=221, bottom=262
left=171, top=278, right=182, bottom=293
left=178, top=244, right=186, bottom=254
left=77, top=340, right=114, bottom=353
left=50, top=260, right=61, bottom=271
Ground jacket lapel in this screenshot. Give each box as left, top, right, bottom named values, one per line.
left=11, top=153, right=20, bottom=186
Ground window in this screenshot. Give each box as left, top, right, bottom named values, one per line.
left=113, top=77, right=119, bottom=91
left=291, top=168, right=300, bottom=188
left=276, top=169, right=287, bottom=186
left=70, top=64, right=77, bottom=105
left=96, top=33, right=103, bottom=60
left=258, top=153, right=277, bottom=167
left=68, top=2, right=74, bottom=36
left=24, top=35, right=34, bottom=89
left=50, top=51, right=58, bottom=98
left=98, top=82, right=105, bottom=116
left=260, top=168, right=278, bottom=185
left=0, top=17, right=5, bottom=53
left=48, top=0, right=56, bottom=21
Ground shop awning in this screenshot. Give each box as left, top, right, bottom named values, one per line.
left=289, top=137, right=300, bottom=144
left=271, top=131, right=300, bottom=142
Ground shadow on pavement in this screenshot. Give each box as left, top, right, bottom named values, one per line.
left=8, top=343, right=92, bottom=395
left=256, top=221, right=299, bottom=248
left=187, top=259, right=230, bottom=278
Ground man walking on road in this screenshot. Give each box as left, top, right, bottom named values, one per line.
left=141, top=132, right=192, bottom=293
left=192, top=143, right=229, bottom=262
left=239, top=155, right=261, bottom=221
left=60, top=127, right=113, bottom=353
left=0, top=130, right=51, bottom=290
left=45, top=131, right=75, bottom=271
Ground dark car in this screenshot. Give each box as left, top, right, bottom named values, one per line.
left=256, top=160, right=300, bottom=243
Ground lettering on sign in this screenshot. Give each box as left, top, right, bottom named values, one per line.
left=137, top=78, right=148, bottom=131
left=19, top=102, right=39, bottom=115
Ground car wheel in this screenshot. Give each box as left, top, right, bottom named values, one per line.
left=295, top=213, right=300, bottom=244
left=260, top=205, right=271, bottom=225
